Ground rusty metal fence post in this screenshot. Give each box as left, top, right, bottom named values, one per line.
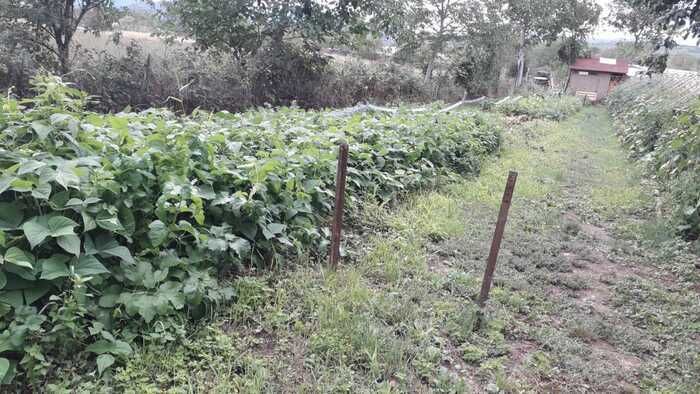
left=329, top=143, right=349, bottom=268
left=478, top=171, right=518, bottom=307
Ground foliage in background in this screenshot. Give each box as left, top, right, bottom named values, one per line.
left=1, top=39, right=434, bottom=114
left=505, top=0, right=601, bottom=88
left=612, top=0, right=700, bottom=73
left=0, top=0, right=118, bottom=74
left=494, top=95, right=583, bottom=120
left=163, top=0, right=368, bottom=54
left=608, top=75, right=700, bottom=239
left=606, top=0, right=664, bottom=50
left=0, top=75, right=501, bottom=387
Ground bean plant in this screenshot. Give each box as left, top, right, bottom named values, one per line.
left=608, top=74, right=700, bottom=239
left=0, top=75, right=502, bottom=385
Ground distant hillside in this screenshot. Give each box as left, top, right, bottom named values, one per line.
left=589, top=39, right=700, bottom=59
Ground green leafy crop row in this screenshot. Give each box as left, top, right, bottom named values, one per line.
left=608, top=75, right=700, bottom=240
left=494, top=95, right=583, bottom=120
left=0, top=76, right=501, bottom=386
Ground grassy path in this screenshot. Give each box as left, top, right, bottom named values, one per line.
left=109, top=108, right=699, bottom=393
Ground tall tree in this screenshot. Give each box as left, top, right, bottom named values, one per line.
left=634, top=0, right=700, bottom=42
left=505, top=0, right=600, bottom=88
left=611, top=1, right=699, bottom=73
left=164, top=0, right=368, bottom=55
left=607, top=0, right=663, bottom=49
left=454, top=0, right=513, bottom=95
left=376, top=0, right=478, bottom=82
left=0, top=0, right=116, bottom=74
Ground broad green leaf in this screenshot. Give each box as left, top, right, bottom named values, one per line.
left=65, top=198, right=84, bottom=207
left=31, top=181, right=52, bottom=200
left=96, top=354, right=115, bottom=376
left=0, top=202, right=23, bottom=230
left=0, top=272, right=5, bottom=289
left=0, top=358, right=15, bottom=385
left=0, top=290, right=23, bottom=308
left=73, top=255, right=109, bottom=277
left=10, top=178, right=33, bottom=192
left=49, top=190, right=71, bottom=209
left=96, top=212, right=124, bottom=232
left=2, top=266, right=36, bottom=283
left=98, top=285, right=121, bottom=308
left=159, top=281, right=185, bottom=310
left=118, top=206, right=136, bottom=235
left=207, top=238, right=228, bottom=252
left=30, top=121, right=51, bottom=139
left=86, top=339, right=132, bottom=357
left=37, top=166, right=56, bottom=186
left=22, top=216, right=52, bottom=249
left=82, top=212, right=97, bottom=232
left=17, top=160, right=45, bottom=175
left=132, top=295, right=158, bottom=322
left=85, top=234, right=134, bottom=263
left=0, top=358, right=9, bottom=382
left=22, top=215, right=78, bottom=249
left=0, top=176, right=14, bottom=195
left=262, top=223, right=286, bottom=240
left=3, top=267, right=34, bottom=282
left=55, top=165, right=80, bottom=189
left=229, top=237, right=251, bottom=258
left=148, top=220, right=168, bottom=247
left=57, top=234, right=81, bottom=257
left=4, top=247, right=34, bottom=270
left=239, top=221, right=258, bottom=240
left=23, top=281, right=51, bottom=304
left=0, top=176, right=13, bottom=195
left=39, top=255, right=72, bottom=280
left=48, top=216, right=79, bottom=237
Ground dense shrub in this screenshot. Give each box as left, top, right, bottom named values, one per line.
left=494, top=95, right=583, bottom=120
left=1, top=39, right=434, bottom=114
left=316, top=59, right=431, bottom=107
left=0, top=76, right=501, bottom=386
left=608, top=76, right=700, bottom=239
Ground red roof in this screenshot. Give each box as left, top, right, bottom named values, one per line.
left=570, top=57, right=629, bottom=74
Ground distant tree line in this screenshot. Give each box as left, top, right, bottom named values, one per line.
left=0, top=0, right=633, bottom=110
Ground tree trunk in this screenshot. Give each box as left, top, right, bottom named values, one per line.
left=58, top=43, right=70, bottom=75
left=515, top=46, right=525, bottom=89
left=424, top=56, right=436, bottom=83
left=514, top=31, right=526, bottom=90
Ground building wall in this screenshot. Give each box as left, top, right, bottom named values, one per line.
left=568, top=72, right=612, bottom=100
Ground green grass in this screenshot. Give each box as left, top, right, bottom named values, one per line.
left=52, top=107, right=700, bottom=392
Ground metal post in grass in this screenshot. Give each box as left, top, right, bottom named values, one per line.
left=478, top=171, right=518, bottom=308
left=329, top=142, right=349, bottom=268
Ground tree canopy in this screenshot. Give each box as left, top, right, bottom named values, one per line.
left=164, top=0, right=368, bottom=53
left=0, top=0, right=116, bottom=74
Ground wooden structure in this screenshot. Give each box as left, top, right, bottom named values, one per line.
left=566, top=57, right=629, bottom=101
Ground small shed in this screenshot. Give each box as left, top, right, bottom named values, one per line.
left=566, top=57, right=629, bottom=101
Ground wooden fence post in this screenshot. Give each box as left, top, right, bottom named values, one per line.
left=329, top=143, right=349, bottom=268
left=478, top=171, right=518, bottom=308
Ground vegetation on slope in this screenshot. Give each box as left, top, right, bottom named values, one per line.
left=608, top=75, right=700, bottom=240
left=493, top=95, right=583, bottom=121
left=46, top=107, right=700, bottom=392
left=0, top=76, right=501, bottom=387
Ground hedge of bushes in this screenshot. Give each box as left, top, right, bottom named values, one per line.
left=494, top=95, right=583, bottom=120
left=1, top=40, right=433, bottom=114
left=608, top=76, right=700, bottom=240
left=0, top=76, right=502, bottom=386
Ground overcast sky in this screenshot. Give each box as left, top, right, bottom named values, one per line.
left=593, top=0, right=698, bottom=45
